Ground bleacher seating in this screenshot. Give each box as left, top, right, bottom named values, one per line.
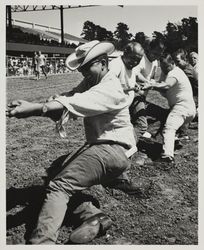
left=6, top=26, right=77, bottom=48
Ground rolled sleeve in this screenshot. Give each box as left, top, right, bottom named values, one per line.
left=55, top=77, right=128, bottom=117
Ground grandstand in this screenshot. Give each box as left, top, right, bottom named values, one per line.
left=6, top=19, right=87, bottom=57
left=6, top=19, right=88, bottom=76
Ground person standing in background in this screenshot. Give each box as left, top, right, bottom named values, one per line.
left=36, top=51, right=47, bottom=80
left=32, top=52, right=38, bottom=77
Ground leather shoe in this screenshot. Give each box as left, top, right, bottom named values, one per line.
left=69, top=213, right=112, bottom=244
left=154, top=155, right=175, bottom=170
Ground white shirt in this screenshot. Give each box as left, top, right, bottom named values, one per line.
left=109, top=56, right=137, bottom=105
left=164, top=66, right=196, bottom=112
left=37, top=54, right=46, bottom=66
left=135, top=53, right=159, bottom=80
left=55, top=71, right=136, bottom=148
left=134, top=54, right=164, bottom=96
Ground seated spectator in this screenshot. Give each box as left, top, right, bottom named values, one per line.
left=7, top=58, right=14, bottom=76
left=27, top=59, right=32, bottom=75
left=18, top=63, right=24, bottom=76
left=8, top=57, right=13, bottom=67
left=57, top=59, right=65, bottom=73
left=12, top=61, right=19, bottom=76
left=47, top=62, right=54, bottom=74
left=13, top=57, right=18, bottom=65
left=22, top=59, right=29, bottom=75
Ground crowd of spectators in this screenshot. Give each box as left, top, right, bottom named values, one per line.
left=6, top=26, right=81, bottom=76
left=6, top=55, right=72, bottom=77
left=6, top=48, right=198, bottom=80
left=7, top=56, right=32, bottom=76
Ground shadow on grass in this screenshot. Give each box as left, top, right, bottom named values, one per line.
left=6, top=152, right=100, bottom=243
left=6, top=185, right=46, bottom=242
left=7, top=185, right=100, bottom=243
left=137, top=137, right=163, bottom=160
left=146, top=102, right=169, bottom=138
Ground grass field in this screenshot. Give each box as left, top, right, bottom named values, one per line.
left=6, top=73, right=198, bottom=245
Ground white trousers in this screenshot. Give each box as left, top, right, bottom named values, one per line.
left=162, top=104, right=195, bottom=157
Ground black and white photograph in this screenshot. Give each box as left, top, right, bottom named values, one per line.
left=2, top=0, right=203, bottom=247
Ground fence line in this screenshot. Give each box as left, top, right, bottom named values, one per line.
left=6, top=54, right=117, bottom=77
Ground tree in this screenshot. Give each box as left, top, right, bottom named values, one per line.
left=81, top=21, right=96, bottom=41
left=163, top=17, right=198, bottom=53
left=94, top=25, right=114, bottom=41
left=180, top=17, right=198, bottom=52
left=81, top=17, right=198, bottom=54
left=104, top=30, right=114, bottom=41
left=164, top=22, right=184, bottom=53
left=81, top=21, right=114, bottom=42
left=134, top=32, right=147, bottom=46
left=114, top=22, right=132, bottom=50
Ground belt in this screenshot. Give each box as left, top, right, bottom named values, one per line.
left=89, top=140, right=137, bottom=158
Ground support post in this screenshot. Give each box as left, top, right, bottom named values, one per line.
left=6, top=5, right=12, bottom=29
left=60, top=5, right=64, bottom=45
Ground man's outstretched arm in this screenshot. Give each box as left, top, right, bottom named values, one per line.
left=141, top=77, right=177, bottom=91
left=6, top=100, right=64, bottom=121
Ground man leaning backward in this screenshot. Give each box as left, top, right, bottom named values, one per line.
left=7, top=41, right=139, bottom=244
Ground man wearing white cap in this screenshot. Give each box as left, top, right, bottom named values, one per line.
left=7, top=41, right=137, bottom=244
